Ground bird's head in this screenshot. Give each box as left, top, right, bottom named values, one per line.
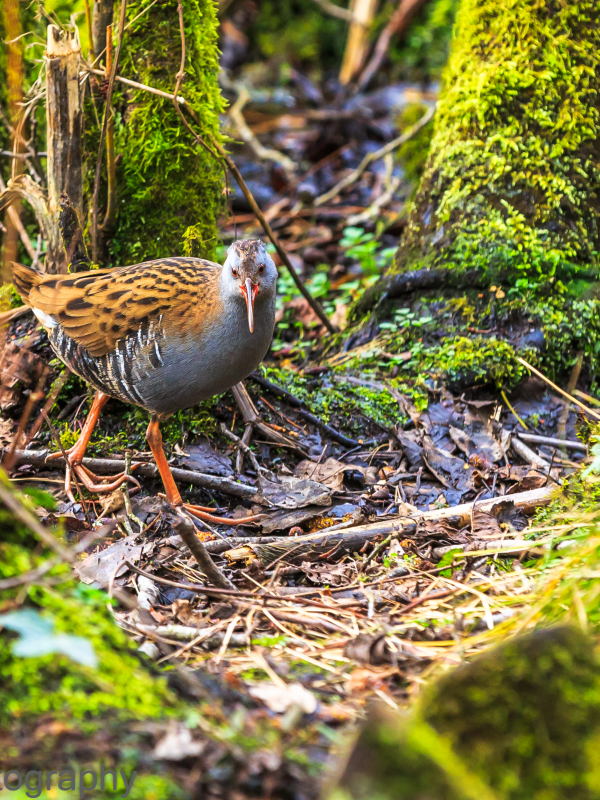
left=222, top=239, right=278, bottom=333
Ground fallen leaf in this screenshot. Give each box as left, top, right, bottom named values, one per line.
left=259, top=474, right=332, bottom=509
left=423, top=437, right=476, bottom=493
left=153, top=724, right=204, bottom=760
left=344, top=634, right=394, bottom=666
left=178, top=443, right=234, bottom=477
left=248, top=682, right=318, bottom=714
left=294, top=457, right=351, bottom=490
left=99, top=488, right=126, bottom=517
left=75, top=534, right=152, bottom=587
left=0, top=343, right=46, bottom=410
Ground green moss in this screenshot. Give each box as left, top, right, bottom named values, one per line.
left=0, top=472, right=174, bottom=727
left=423, top=626, right=600, bottom=800
left=331, top=627, right=600, bottom=800
left=396, top=103, right=435, bottom=185
left=390, top=0, right=600, bottom=283
left=105, top=0, right=225, bottom=265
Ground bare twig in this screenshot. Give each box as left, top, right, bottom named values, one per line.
left=228, top=86, right=295, bottom=174
left=314, top=105, right=435, bottom=206
left=310, top=0, right=354, bottom=20
left=557, top=351, right=584, bottom=445
left=511, top=436, right=550, bottom=470
left=84, top=66, right=188, bottom=103
left=2, top=364, right=48, bottom=471
left=91, top=0, right=127, bottom=261
left=516, top=432, right=587, bottom=453
left=174, top=514, right=235, bottom=591
left=220, top=422, right=264, bottom=481
left=0, top=468, right=69, bottom=557
left=501, top=388, right=528, bottom=430
left=357, top=0, right=429, bottom=90
left=0, top=173, right=36, bottom=260
left=249, top=373, right=362, bottom=447
left=24, top=368, right=71, bottom=446
left=3, top=449, right=260, bottom=500
left=41, top=409, right=92, bottom=528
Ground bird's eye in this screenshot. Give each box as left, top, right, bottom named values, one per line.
left=258, top=265, right=265, bottom=274
left=231, top=268, right=238, bottom=277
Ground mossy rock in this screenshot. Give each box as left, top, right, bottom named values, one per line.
left=329, top=626, right=600, bottom=800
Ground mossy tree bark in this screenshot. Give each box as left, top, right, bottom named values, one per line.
left=356, top=0, right=600, bottom=318
left=99, top=0, right=226, bottom=266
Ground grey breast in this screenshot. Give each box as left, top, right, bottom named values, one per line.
left=130, top=292, right=275, bottom=415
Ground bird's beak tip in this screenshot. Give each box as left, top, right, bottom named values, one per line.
left=242, top=278, right=258, bottom=334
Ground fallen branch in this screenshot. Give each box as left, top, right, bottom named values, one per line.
left=174, top=515, right=235, bottom=590
left=3, top=449, right=259, bottom=500
left=310, top=0, right=354, bottom=21
left=511, top=436, right=550, bottom=470
left=228, top=86, right=295, bottom=175
left=516, top=433, right=587, bottom=453
left=223, top=486, right=555, bottom=567
left=314, top=105, right=434, bottom=207
left=357, top=0, right=429, bottom=91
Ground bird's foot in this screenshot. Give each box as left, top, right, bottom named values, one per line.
left=48, top=446, right=140, bottom=503
left=182, top=503, right=263, bottom=526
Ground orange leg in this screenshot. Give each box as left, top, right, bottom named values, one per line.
left=146, top=414, right=183, bottom=506
left=146, top=416, right=263, bottom=530
left=49, top=391, right=139, bottom=502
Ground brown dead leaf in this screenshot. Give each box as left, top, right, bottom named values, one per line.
left=0, top=343, right=46, bottom=410
left=470, top=509, right=503, bottom=539
left=423, top=437, right=476, bottom=493
left=301, top=561, right=353, bottom=586
left=344, top=634, right=394, bottom=666
left=99, top=488, right=126, bottom=516
left=259, top=474, right=332, bottom=509
left=345, top=667, right=397, bottom=695
left=0, top=416, right=14, bottom=447
left=294, top=457, right=350, bottom=489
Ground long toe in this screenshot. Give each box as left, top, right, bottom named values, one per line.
left=75, top=464, right=141, bottom=494
left=182, top=503, right=263, bottom=526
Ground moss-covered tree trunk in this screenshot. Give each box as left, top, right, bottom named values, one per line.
left=97, top=0, right=225, bottom=266
left=358, top=0, right=600, bottom=316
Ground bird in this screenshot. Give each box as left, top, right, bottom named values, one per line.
left=12, top=239, right=278, bottom=526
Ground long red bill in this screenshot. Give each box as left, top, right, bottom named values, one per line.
left=241, top=278, right=259, bottom=333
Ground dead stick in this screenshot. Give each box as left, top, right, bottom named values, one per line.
left=3, top=448, right=259, bottom=500
left=0, top=469, right=69, bottom=557
left=174, top=514, right=235, bottom=591
left=357, top=0, right=429, bottom=90
left=223, top=486, right=555, bottom=566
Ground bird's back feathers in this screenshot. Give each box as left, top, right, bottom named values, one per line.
left=11, top=258, right=222, bottom=358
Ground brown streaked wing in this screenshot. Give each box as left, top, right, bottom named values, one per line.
left=27, top=257, right=222, bottom=357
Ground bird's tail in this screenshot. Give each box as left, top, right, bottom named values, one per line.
left=11, top=262, right=42, bottom=304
